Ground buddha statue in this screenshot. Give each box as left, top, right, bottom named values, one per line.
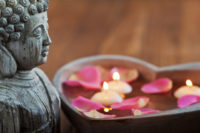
left=0, top=0, right=60, bottom=132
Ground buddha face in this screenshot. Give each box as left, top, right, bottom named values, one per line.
left=6, top=12, right=52, bottom=70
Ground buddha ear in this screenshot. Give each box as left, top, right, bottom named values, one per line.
left=0, top=42, right=17, bottom=79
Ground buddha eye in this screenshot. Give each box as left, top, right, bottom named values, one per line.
left=33, top=27, right=42, bottom=39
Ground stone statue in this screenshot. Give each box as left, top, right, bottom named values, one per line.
left=0, top=0, right=60, bottom=132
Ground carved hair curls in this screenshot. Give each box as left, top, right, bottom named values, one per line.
left=0, top=0, right=49, bottom=42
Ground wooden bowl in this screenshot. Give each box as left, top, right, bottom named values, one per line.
left=53, top=55, right=200, bottom=133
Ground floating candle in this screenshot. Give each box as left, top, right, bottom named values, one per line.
left=91, top=82, right=123, bottom=106
left=174, top=79, right=200, bottom=98
left=107, top=72, right=132, bottom=94
left=110, top=67, right=139, bottom=82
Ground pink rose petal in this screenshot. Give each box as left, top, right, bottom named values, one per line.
left=110, top=67, right=139, bottom=82
left=111, top=96, right=149, bottom=110
left=141, top=78, right=172, bottom=94
left=72, top=96, right=105, bottom=112
left=83, top=110, right=116, bottom=119
left=63, top=66, right=101, bottom=90
left=132, top=108, right=160, bottom=116
left=177, top=95, right=200, bottom=108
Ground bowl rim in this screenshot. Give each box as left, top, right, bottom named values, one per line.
left=53, top=54, right=200, bottom=121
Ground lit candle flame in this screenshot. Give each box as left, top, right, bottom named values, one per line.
left=104, top=107, right=112, bottom=113
left=113, top=72, right=120, bottom=81
left=120, top=94, right=125, bottom=99
left=103, top=82, right=109, bottom=91
left=186, top=79, right=193, bottom=87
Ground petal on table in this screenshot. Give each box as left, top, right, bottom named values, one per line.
left=83, top=110, right=116, bottom=119
left=141, top=78, right=172, bottom=94
left=111, top=96, right=149, bottom=110
left=110, top=67, right=139, bottom=82
left=132, top=108, right=160, bottom=116
left=177, top=95, right=200, bottom=108
left=63, top=66, right=101, bottom=90
left=72, top=96, right=105, bottom=112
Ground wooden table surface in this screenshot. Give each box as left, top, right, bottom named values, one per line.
left=39, top=0, right=200, bottom=132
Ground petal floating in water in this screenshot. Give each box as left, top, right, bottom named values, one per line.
left=111, top=96, right=149, bottom=110
left=72, top=96, right=105, bottom=112
left=177, top=95, right=200, bottom=108
left=63, top=66, right=101, bottom=90
left=141, top=78, right=172, bottom=94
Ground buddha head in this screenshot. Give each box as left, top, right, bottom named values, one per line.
left=0, top=0, right=51, bottom=78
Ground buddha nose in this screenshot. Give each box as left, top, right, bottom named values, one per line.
left=43, top=31, right=52, bottom=46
